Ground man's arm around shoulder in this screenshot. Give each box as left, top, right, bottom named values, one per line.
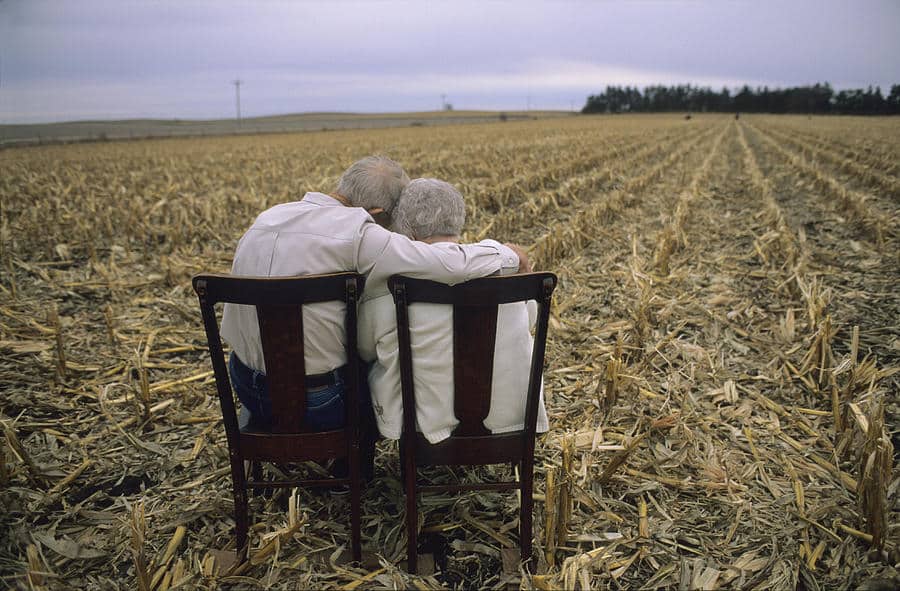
left=355, top=223, right=522, bottom=290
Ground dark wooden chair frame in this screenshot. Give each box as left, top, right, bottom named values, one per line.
left=193, top=272, right=365, bottom=563
left=388, top=272, right=557, bottom=573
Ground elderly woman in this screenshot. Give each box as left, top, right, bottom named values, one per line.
left=358, top=178, right=549, bottom=443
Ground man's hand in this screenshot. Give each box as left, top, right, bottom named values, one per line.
left=504, top=243, right=532, bottom=273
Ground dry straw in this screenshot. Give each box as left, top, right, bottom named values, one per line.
left=858, top=399, right=893, bottom=552
left=1, top=114, right=897, bottom=589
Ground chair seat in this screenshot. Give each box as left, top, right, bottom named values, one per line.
left=413, top=431, right=525, bottom=466
left=239, top=429, right=349, bottom=462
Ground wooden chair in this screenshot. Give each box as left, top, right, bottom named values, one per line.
left=192, top=272, right=365, bottom=563
left=388, top=272, right=557, bottom=573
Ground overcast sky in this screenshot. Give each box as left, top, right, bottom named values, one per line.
left=1, top=0, right=898, bottom=124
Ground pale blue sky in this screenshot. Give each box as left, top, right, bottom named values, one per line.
left=1, top=0, right=898, bottom=123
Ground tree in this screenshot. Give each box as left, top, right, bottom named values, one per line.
left=582, top=82, right=898, bottom=115
left=887, top=85, right=900, bottom=114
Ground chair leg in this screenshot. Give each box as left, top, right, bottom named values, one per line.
left=403, top=448, right=418, bottom=573
left=520, top=459, right=534, bottom=572
left=348, top=450, right=363, bottom=562
left=231, top=454, right=250, bottom=562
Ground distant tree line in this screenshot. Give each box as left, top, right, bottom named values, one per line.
left=582, top=83, right=900, bottom=115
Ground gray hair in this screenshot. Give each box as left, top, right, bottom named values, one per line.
left=335, top=155, right=410, bottom=212
left=392, top=178, right=466, bottom=240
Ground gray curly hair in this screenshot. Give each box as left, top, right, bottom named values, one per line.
left=392, top=178, right=466, bottom=240
left=335, top=155, right=410, bottom=213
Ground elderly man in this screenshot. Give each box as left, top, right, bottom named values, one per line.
left=221, top=157, right=526, bottom=449
left=358, top=178, right=549, bottom=443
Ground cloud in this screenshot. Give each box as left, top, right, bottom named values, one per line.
left=2, top=59, right=767, bottom=123
left=1, top=0, right=898, bottom=122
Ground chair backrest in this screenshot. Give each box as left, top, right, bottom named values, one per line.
left=192, top=272, right=365, bottom=440
left=388, top=272, right=557, bottom=442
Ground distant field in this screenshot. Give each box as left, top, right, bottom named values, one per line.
left=1, top=114, right=898, bottom=589
left=0, top=109, right=571, bottom=146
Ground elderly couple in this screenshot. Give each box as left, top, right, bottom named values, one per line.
left=220, top=155, right=548, bottom=476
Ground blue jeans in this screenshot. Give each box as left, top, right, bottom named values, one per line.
left=229, top=352, right=345, bottom=431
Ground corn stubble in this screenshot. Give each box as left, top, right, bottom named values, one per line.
left=1, top=114, right=898, bottom=589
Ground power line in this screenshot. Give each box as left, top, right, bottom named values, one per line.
left=232, top=79, right=242, bottom=126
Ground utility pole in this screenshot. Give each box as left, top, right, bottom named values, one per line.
left=233, top=79, right=242, bottom=126
left=441, top=94, right=446, bottom=111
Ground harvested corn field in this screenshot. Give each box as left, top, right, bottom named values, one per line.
left=1, top=114, right=898, bottom=589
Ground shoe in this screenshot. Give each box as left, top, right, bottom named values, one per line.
left=326, top=459, right=351, bottom=496
left=326, top=457, right=374, bottom=496
left=328, top=483, right=351, bottom=497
